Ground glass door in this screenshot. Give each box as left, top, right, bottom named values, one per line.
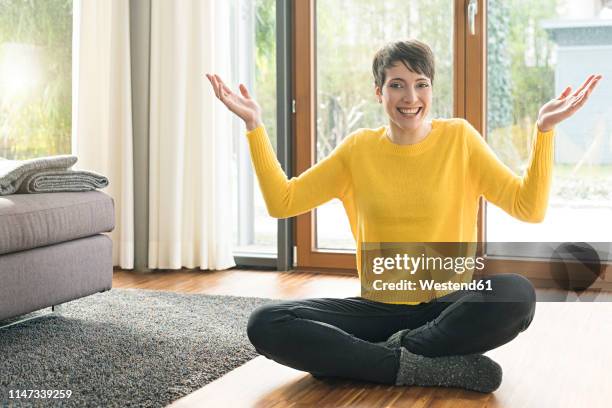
left=485, top=0, right=612, bottom=260
left=293, top=0, right=464, bottom=271
left=231, top=0, right=278, bottom=256
left=315, top=0, right=456, bottom=251
left=316, top=0, right=453, bottom=250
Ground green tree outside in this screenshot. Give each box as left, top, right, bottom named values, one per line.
left=0, top=0, right=72, bottom=160
left=487, top=0, right=559, bottom=174
left=254, top=0, right=277, bottom=149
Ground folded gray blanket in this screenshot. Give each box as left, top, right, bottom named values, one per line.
left=17, top=169, right=109, bottom=193
left=0, top=155, right=108, bottom=195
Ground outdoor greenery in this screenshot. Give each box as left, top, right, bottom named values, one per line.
left=254, top=0, right=277, bottom=149
left=485, top=0, right=612, bottom=202
left=553, top=165, right=612, bottom=201
left=487, top=0, right=559, bottom=174
left=0, top=0, right=72, bottom=160
left=487, top=0, right=513, bottom=133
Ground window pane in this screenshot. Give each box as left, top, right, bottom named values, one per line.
left=231, top=0, right=277, bottom=255
left=315, top=0, right=454, bottom=250
left=0, top=0, right=72, bottom=159
left=486, top=0, right=612, bottom=256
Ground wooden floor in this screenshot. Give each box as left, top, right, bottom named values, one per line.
left=113, top=268, right=612, bottom=408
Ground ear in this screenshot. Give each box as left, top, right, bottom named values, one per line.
left=375, top=86, right=382, bottom=102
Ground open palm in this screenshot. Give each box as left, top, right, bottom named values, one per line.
left=206, top=73, right=262, bottom=130
left=537, top=74, right=602, bottom=132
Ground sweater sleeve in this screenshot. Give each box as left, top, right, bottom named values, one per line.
left=245, top=126, right=352, bottom=219
left=466, top=120, right=555, bottom=223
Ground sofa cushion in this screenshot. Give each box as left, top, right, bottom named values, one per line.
left=0, top=191, right=115, bottom=255
left=0, top=234, right=112, bottom=321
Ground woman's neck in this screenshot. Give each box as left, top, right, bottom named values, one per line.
left=387, top=121, right=432, bottom=145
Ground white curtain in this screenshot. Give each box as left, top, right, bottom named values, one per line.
left=148, top=0, right=235, bottom=270
left=72, top=0, right=135, bottom=269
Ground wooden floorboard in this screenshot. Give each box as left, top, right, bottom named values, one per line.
left=112, top=269, right=612, bottom=408
left=112, top=268, right=361, bottom=299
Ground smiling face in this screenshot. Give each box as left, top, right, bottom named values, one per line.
left=375, top=62, right=432, bottom=134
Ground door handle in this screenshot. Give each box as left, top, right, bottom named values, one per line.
left=468, top=0, right=478, bottom=35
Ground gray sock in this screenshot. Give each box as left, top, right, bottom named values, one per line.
left=395, top=347, right=502, bottom=393
left=374, top=329, right=410, bottom=349
left=375, top=328, right=410, bottom=349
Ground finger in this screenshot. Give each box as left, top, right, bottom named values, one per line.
left=584, top=75, right=602, bottom=98
left=213, top=73, right=225, bottom=84
left=239, top=83, right=252, bottom=100
left=213, top=75, right=231, bottom=101
left=209, top=74, right=222, bottom=99
left=575, top=74, right=596, bottom=95
left=571, top=95, right=588, bottom=112
left=205, top=74, right=219, bottom=96
left=557, top=86, right=572, bottom=100
left=214, top=74, right=231, bottom=93
left=588, top=75, right=603, bottom=91
left=219, top=78, right=234, bottom=102
left=570, top=94, right=585, bottom=109
left=212, top=74, right=224, bottom=98
left=571, top=74, right=595, bottom=97
left=572, top=76, right=601, bottom=107
left=571, top=89, right=592, bottom=109
left=221, top=82, right=233, bottom=96
left=577, top=75, right=602, bottom=100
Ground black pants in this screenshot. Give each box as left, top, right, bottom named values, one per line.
left=246, top=273, right=536, bottom=384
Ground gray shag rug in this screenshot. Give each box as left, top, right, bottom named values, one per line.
left=0, top=289, right=280, bottom=407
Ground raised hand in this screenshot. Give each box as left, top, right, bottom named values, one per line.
left=537, top=74, right=603, bottom=132
left=205, top=73, right=263, bottom=131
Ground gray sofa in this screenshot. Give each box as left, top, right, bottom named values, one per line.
left=0, top=191, right=115, bottom=322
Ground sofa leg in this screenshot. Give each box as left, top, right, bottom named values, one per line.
left=0, top=307, right=56, bottom=330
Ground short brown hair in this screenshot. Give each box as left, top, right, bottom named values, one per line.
left=372, top=40, right=435, bottom=89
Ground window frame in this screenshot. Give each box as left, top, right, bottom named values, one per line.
left=232, top=0, right=294, bottom=270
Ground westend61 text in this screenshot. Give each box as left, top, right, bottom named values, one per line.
left=372, top=279, right=493, bottom=291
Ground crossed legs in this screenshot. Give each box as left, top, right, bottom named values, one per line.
left=246, top=273, right=536, bottom=385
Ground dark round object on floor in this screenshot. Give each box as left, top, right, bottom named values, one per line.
left=550, top=242, right=602, bottom=292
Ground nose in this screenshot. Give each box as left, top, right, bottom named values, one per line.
left=402, top=87, right=418, bottom=103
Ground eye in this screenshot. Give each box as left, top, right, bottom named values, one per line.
left=417, top=82, right=430, bottom=88
left=389, top=82, right=402, bottom=89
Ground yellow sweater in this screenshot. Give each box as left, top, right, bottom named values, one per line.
left=246, top=118, right=554, bottom=304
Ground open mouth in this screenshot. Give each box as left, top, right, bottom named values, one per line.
left=397, top=107, right=422, bottom=116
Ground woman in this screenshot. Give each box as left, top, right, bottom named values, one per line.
left=206, top=40, right=601, bottom=393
